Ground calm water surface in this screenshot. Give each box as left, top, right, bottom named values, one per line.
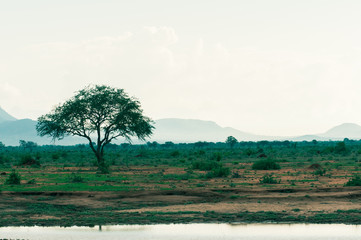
left=1, top=224, right=361, bottom=240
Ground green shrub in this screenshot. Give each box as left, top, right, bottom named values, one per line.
left=345, top=175, right=361, bottom=186
left=5, top=170, right=21, bottom=185
left=206, top=166, right=230, bottom=178
left=17, top=155, right=41, bottom=167
left=244, top=148, right=255, bottom=156
left=97, top=162, right=110, bottom=174
left=0, top=154, right=6, bottom=165
left=334, top=141, right=347, bottom=154
left=70, top=174, right=84, bottom=183
left=170, top=150, right=180, bottom=157
left=210, top=152, right=222, bottom=161
left=259, top=174, right=279, bottom=184
left=313, top=168, right=326, bottom=176
left=52, top=153, right=60, bottom=160
left=192, top=160, right=220, bottom=171
left=252, top=159, right=280, bottom=170
left=197, top=150, right=205, bottom=155
left=60, top=151, right=68, bottom=158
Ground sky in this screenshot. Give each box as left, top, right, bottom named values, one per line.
left=1, top=0, right=361, bottom=136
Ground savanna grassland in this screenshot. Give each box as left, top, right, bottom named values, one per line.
left=1, top=140, right=361, bottom=226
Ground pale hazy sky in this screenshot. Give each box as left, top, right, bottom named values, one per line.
left=1, top=0, right=361, bottom=136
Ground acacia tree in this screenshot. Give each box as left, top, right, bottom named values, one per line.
left=225, top=136, right=238, bottom=149
left=36, top=85, right=154, bottom=172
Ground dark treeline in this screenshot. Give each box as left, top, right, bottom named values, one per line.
left=0, top=138, right=358, bottom=167
left=0, top=138, right=359, bottom=152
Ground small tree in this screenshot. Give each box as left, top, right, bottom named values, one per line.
left=252, top=159, right=281, bottom=170
left=19, top=140, right=38, bottom=152
left=147, top=141, right=159, bottom=148
left=334, top=141, right=347, bottom=154
left=36, top=85, right=154, bottom=173
left=226, top=136, right=238, bottom=148
left=5, top=170, right=21, bottom=185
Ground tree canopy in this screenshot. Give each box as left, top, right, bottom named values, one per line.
left=225, top=136, right=238, bottom=148
left=36, top=85, right=154, bottom=172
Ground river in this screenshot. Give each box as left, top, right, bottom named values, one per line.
left=1, top=223, right=361, bottom=240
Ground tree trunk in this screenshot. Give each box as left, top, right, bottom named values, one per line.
left=96, top=152, right=104, bottom=165
left=88, top=139, right=109, bottom=174
left=96, top=151, right=108, bottom=173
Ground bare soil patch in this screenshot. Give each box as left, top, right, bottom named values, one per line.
left=1, top=187, right=360, bottom=221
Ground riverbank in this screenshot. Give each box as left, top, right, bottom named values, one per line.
left=1, top=187, right=361, bottom=226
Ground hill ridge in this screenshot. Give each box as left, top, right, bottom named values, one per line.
left=0, top=107, right=17, bottom=123
left=0, top=107, right=361, bottom=145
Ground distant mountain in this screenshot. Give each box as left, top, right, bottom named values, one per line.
left=287, top=135, right=331, bottom=142
left=151, top=118, right=271, bottom=143
left=0, top=107, right=98, bottom=145
left=0, top=119, right=45, bottom=145
left=0, top=119, right=82, bottom=146
left=1, top=105, right=361, bottom=145
left=0, top=107, right=16, bottom=123
left=1, top=117, right=260, bottom=145
left=286, top=123, right=361, bottom=141
left=0, top=107, right=89, bottom=146
left=319, top=123, right=361, bottom=140
left=0, top=117, right=85, bottom=146
left=151, top=119, right=361, bottom=143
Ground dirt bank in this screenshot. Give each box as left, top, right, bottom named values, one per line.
left=1, top=187, right=361, bottom=226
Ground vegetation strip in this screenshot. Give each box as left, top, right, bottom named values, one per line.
left=1, top=208, right=361, bottom=227
left=1, top=137, right=361, bottom=226
left=1, top=188, right=361, bottom=226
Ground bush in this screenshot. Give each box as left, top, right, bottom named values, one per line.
left=334, top=141, right=347, bottom=154
left=17, top=155, right=41, bottom=167
left=345, top=175, right=361, bottom=186
left=197, top=150, right=206, bottom=155
left=313, top=168, right=326, bottom=176
left=0, top=154, right=5, bottom=165
left=192, top=161, right=220, bottom=171
left=210, top=152, right=222, bottom=161
left=170, top=150, right=180, bottom=157
left=252, top=159, right=280, bottom=170
left=60, top=151, right=68, bottom=158
left=70, top=174, right=84, bottom=183
left=206, top=166, right=230, bottom=178
left=97, top=162, right=110, bottom=174
left=52, top=153, right=60, bottom=160
left=259, top=174, right=279, bottom=184
left=5, top=170, right=21, bottom=185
